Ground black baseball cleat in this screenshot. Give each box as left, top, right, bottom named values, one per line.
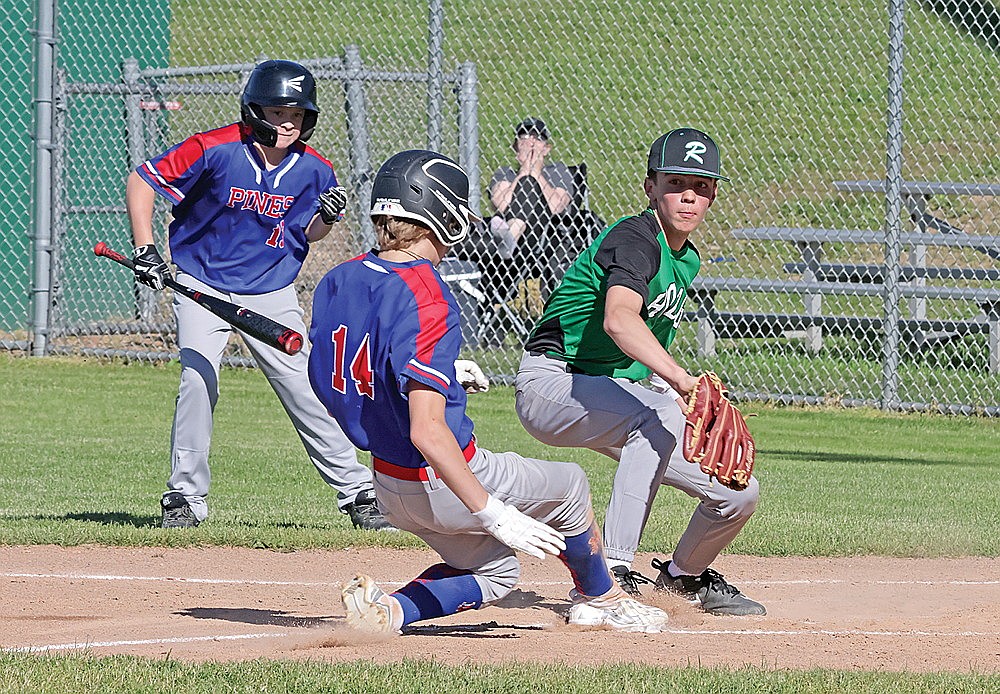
left=651, top=558, right=766, bottom=616
left=160, top=492, right=199, bottom=529
left=610, top=564, right=655, bottom=597
left=345, top=490, right=396, bottom=531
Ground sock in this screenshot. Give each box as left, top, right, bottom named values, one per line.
left=391, top=563, right=483, bottom=626
left=559, top=522, right=614, bottom=597
left=609, top=561, right=632, bottom=572
left=667, top=560, right=689, bottom=579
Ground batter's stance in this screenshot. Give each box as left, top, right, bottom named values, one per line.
left=308, top=150, right=668, bottom=633
left=126, top=60, right=391, bottom=530
left=515, top=129, right=765, bottom=615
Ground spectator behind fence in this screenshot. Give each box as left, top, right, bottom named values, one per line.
left=488, top=116, right=573, bottom=256
left=461, top=117, right=575, bottom=346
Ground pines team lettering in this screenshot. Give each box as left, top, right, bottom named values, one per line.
left=226, top=187, right=295, bottom=218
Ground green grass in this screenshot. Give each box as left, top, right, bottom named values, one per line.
left=1, top=655, right=998, bottom=694
left=1, top=354, right=997, bottom=556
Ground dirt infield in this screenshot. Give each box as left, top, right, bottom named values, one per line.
left=3, top=545, right=999, bottom=673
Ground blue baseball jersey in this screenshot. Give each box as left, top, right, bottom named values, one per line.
left=307, top=252, right=475, bottom=469
left=136, top=122, right=338, bottom=294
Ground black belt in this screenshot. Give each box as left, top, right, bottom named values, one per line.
left=529, top=351, right=589, bottom=375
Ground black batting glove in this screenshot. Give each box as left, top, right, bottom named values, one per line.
left=132, top=244, right=170, bottom=290
left=318, top=185, right=348, bottom=225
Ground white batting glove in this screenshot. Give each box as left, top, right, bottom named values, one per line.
left=473, top=495, right=566, bottom=559
left=454, top=359, right=490, bottom=393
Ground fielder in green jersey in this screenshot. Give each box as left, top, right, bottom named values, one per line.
left=527, top=208, right=700, bottom=381
left=515, top=128, right=765, bottom=616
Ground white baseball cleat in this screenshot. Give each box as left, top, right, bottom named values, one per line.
left=567, top=586, right=669, bottom=633
left=341, top=574, right=403, bottom=634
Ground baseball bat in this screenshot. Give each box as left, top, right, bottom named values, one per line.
left=93, top=242, right=304, bottom=356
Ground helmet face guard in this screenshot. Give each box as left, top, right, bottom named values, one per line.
left=240, top=60, right=319, bottom=146
left=370, top=150, right=481, bottom=246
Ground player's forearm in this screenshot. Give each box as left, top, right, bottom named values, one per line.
left=411, top=422, right=490, bottom=513
left=305, top=215, right=334, bottom=242
left=126, top=170, right=156, bottom=247
left=604, top=305, right=694, bottom=394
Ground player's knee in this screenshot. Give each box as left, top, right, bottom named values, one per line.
left=178, top=348, right=220, bottom=402
left=718, top=476, right=760, bottom=520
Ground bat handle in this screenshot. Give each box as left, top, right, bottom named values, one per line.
left=95, top=241, right=181, bottom=293
left=93, top=241, right=136, bottom=270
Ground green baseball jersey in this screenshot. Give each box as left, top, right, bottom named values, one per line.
left=525, top=208, right=700, bottom=381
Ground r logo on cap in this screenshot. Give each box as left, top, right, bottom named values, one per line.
left=684, top=141, right=707, bottom=165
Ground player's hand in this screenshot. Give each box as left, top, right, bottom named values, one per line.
left=132, top=244, right=170, bottom=290
left=678, top=372, right=701, bottom=397
left=318, top=185, right=348, bottom=224
left=473, top=496, right=566, bottom=559
left=652, top=371, right=699, bottom=397
left=455, top=359, right=489, bottom=393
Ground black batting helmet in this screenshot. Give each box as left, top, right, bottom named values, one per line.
left=240, top=60, right=319, bottom=147
left=370, top=150, right=481, bottom=246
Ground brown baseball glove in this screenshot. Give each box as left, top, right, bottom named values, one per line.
left=682, top=372, right=756, bottom=490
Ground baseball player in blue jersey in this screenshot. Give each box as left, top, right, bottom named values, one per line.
left=515, top=129, right=765, bottom=615
left=126, top=59, right=392, bottom=530
left=307, top=150, right=669, bottom=634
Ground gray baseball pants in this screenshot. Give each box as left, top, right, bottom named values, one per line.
left=167, top=271, right=374, bottom=521
left=373, top=446, right=593, bottom=604
left=514, top=351, right=759, bottom=575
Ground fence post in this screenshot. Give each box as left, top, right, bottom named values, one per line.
left=456, top=62, right=480, bottom=215
left=881, top=0, right=906, bottom=411
left=30, top=0, right=58, bottom=356
left=123, top=58, right=144, bottom=168
left=343, top=45, right=374, bottom=248
left=47, top=66, right=66, bottom=343
left=122, top=57, right=157, bottom=323
left=426, top=0, right=444, bottom=152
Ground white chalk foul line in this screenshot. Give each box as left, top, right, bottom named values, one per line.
left=1, top=572, right=333, bottom=586
left=742, top=579, right=1000, bottom=586
left=4, top=632, right=289, bottom=653
left=665, top=628, right=1000, bottom=637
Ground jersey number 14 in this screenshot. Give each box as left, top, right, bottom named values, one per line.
left=331, top=325, right=375, bottom=399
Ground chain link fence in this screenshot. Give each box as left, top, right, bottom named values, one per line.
left=11, top=0, right=1000, bottom=413
left=1, top=3, right=36, bottom=352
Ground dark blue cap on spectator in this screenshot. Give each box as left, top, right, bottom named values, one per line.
left=515, top=116, right=550, bottom=141
left=647, top=128, right=729, bottom=181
